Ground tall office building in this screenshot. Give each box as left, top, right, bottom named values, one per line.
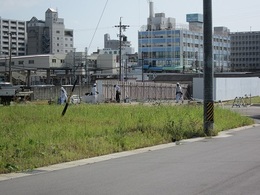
left=0, top=17, right=27, bottom=57
left=230, top=31, right=260, bottom=72
left=138, top=1, right=230, bottom=72
left=27, top=8, right=74, bottom=55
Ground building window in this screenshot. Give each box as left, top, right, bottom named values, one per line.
left=52, top=59, right=56, bottom=63
left=18, top=61, right=24, bottom=65
left=56, top=30, right=60, bottom=34
left=29, top=60, right=34, bottom=64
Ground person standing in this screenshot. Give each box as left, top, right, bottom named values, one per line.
left=175, top=82, right=183, bottom=103
left=91, top=83, right=98, bottom=103
left=60, top=87, right=68, bottom=104
left=114, top=84, right=121, bottom=103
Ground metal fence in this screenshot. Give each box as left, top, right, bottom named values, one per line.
left=31, top=81, right=187, bottom=103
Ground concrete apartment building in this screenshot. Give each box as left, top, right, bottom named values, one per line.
left=138, top=1, right=230, bottom=73
left=0, top=9, right=77, bottom=85
left=230, top=31, right=260, bottom=72
left=0, top=17, right=27, bottom=57
left=104, top=33, right=134, bottom=54
left=27, top=8, right=74, bottom=55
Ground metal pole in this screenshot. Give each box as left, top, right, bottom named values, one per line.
left=73, top=48, right=76, bottom=84
left=85, top=47, right=88, bottom=85
left=141, top=58, right=144, bottom=82
left=119, top=18, right=122, bottom=81
left=9, top=33, right=12, bottom=83
left=203, top=0, right=214, bottom=136
left=125, top=59, right=128, bottom=81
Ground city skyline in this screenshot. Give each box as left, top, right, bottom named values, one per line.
left=1, top=0, right=260, bottom=54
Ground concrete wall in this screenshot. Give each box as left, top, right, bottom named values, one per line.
left=31, top=81, right=187, bottom=102
left=193, top=77, right=260, bottom=101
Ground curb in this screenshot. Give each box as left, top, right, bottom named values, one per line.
left=0, top=124, right=258, bottom=182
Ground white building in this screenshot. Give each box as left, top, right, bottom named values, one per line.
left=104, top=33, right=135, bottom=54
left=96, top=54, right=119, bottom=74
left=0, top=17, right=27, bottom=57
left=147, top=2, right=176, bottom=31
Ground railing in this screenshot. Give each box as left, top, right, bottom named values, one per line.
left=232, top=94, right=251, bottom=107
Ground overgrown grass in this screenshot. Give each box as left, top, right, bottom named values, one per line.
left=0, top=103, right=254, bottom=174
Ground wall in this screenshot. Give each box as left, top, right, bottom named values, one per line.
left=193, top=77, right=260, bottom=101
left=31, top=81, right=187, bottom=103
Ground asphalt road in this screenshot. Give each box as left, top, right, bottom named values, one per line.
left=1, top=106, right=260, bottom=195
left=229, top=105, right=260, bottom=124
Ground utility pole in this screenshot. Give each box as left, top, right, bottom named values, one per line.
left=73, top=48, right=76, bottom=84
left=203, top=0, right=214, bottom=136
left=115, top=17, right=129, bottom=81
left=85, top=47, right=88, bottom=85
left=8, top=32, right=13, bottom=83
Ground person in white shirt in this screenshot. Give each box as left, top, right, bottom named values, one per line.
left=91, top=83, right=98, bottom=103
left=175, top=82, right=183, bottom=103
left=114, top=84, right=121, bottom=103
left=60, top=87, right=68, bottom=104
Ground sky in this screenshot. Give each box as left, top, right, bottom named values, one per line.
left=1, top=0, right=260, bottom=54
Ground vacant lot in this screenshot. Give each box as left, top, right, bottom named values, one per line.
left=0, top=103, right=254, bottom=174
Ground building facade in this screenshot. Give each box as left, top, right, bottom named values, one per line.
left=138, top=2, right=230, bottom=73
left=27, top=8, right=74, bottom=55
left=104, top=33, right=134, bottom=54
left=0, top=17, right=27, bottom=57
left=230, top=31, right=260, bottom=72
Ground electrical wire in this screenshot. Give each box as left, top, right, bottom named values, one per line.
left=88, top=0, right=109, bottom=52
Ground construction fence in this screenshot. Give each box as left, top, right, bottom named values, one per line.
left=30, top=81, right=188, bottom=103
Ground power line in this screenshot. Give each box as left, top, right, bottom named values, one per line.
left=88, top=0, right=109, bottom=52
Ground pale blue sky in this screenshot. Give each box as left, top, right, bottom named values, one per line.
left=1, top=0, right=260, bottom=53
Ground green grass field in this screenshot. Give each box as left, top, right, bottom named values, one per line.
left=0, top=103, right=254, bottom=174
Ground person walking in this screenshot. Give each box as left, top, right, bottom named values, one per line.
left=175, top=82, right=183, bottom=103
left=114, top=84, right=121, bottom=103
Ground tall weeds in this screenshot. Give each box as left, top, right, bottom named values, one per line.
left=0, top=104, right=253, bottom=173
